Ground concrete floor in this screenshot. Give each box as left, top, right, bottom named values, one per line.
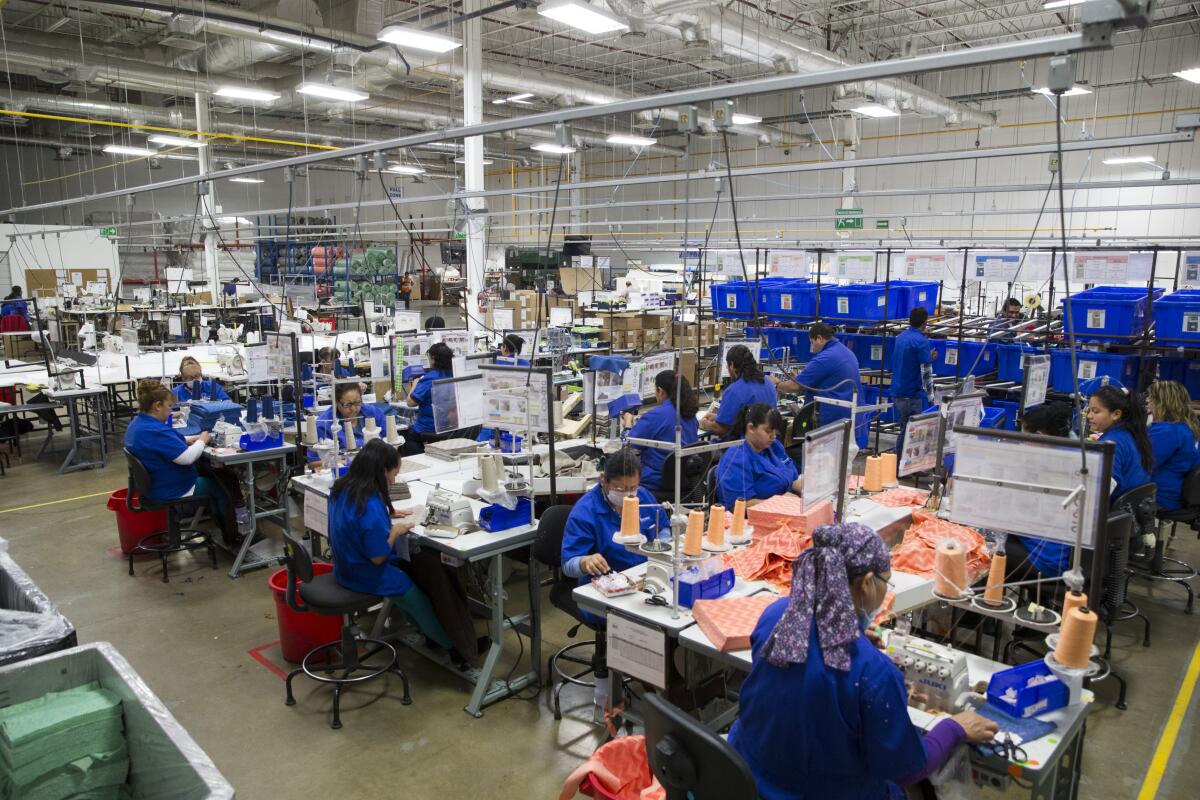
left=1, top=321, right=1197, bottom=797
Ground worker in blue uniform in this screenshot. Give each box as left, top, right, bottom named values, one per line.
left=309, top=382, right=391, bottom=459
left=729, top=522, right=997, bottom=800
left=327, top=438, right=482, bottom=667
left=890, top=307, right=936, bottom=455
left=172, top=355, right=230, bottom=402
left=1147, top=380, right=1199, bottom=512
left=701, top=343, right=776, bottom=440
left=1, top=286, right=29, bottom=322
left=715, top=403, right=801, bottom=509
left=562, top=449, right=669, bottom=620
left=771, top=322, right=865, bottom=444
left=1006, top=403, right=1077, bottom=580
left=496, top=333, right=530, bottom=366
left=402, top=341, right=454, bottom=455
left=627, top=370, right=699, bottom=492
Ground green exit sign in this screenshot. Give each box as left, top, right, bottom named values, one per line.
left=875, top=219, right=890, bottom=229
left=99, top=227, right=117, bottom=238
left=835, top=208, right=863, bottom=230
left=452, top=230, right=467, bottom=240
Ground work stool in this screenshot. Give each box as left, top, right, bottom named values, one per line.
left=280, top=533, right=411, bottom=730
left=123, top=449, right=217, bottom=583
left=1136, top=466, right=1200, bottom=614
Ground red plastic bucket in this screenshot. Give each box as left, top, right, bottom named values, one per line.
left=107, top=489, right=168, bottom=555
left=269, top=564, right=344, bottom=663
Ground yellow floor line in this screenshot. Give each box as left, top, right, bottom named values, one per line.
left=0, top=489, right=118, bottom=514
left=1138, top=639, right=1200, bottom=799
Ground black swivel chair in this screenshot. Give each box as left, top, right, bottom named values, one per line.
left=281, top=532, right=411, bottom=729
left=652, top=448, right=713, bottom=505
left=531, top=504, right=611, bottom=721
left=642, top=693, right=759, bottom=800
left=1141, top=466, right=1200, bottom=613
left=1111, top=482, right=1159, bottom=639
left=123, top=449, right=217, bottom=582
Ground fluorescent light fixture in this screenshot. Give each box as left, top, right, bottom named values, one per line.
left=376, top=25, right=461, bottom=53
left=1032, top=85, right=1092, bottom=96
left=1043, top=0, right=1085, bottom=9
left=531, top=142, right=577, bottom=154
left=455, top=157, right=495, bottom=165
left=730, top=113, right=762, bottom=125
left=214, top=85, right=281, bottom=102
left=493, top=92, right=535, bottom=105
left=218, top=216, right=254, bottom=226
left=103, top=145, right=156, bottom=156
left=387, top=164, right=426, bottom=175
left=296, top=82, right=369, bottom=102
left=851, top=103, right=900, bottom=118
left=606, top=134, right=657, bottom=147
left=228, top=176, right=264, bottom=184
left=1103, top=154, right=1156, bottom=165
left=148, top=135, right=207, bottom=148
left=262, top=30, right=336, bottom=52
left=537, top=0, right=629, bottom=35
left=1174, top=68, right=1200, bottom=84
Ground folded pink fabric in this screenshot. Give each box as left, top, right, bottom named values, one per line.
left=560, top=736, right=665, bottom=800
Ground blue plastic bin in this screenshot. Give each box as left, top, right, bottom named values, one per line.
left=989, top=399, right=1023, bottom=431
left=995, top=343, right=1044, bottom=383
left=986, top=660, right=1069, bottom=719
left=819, top=284, right=903, bottom=322
left=980, top=407, right=1006, bottom=429
left=1157, top=357, right=1200, bottom=400
left=888, top=280, right=941, bottom=316
left=1153, top=290, right=1200, bottom=344
left=932, top=340, right=996, bottom=376
left=761, top=280, right=818, bottom=322
left=861, top=384, right=895, bottom=424
left=712, top=280, right=754, bottom=319
left=675, top=566, right=735, bottom=608
left=1049, top=349, right=1140, bottom=393
left=752, top=326, right=812, bottom=360
left=841, top=333, right=894, bottom=371
left=1061, top=285, right=1162, bottom=342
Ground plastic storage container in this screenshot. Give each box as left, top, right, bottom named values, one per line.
left=888, top=280, right=941, bottom=317
left=711, top=281, right=754, bottom=319
left=989, top=399, right=1023, bottom=431
left=107, top=489, right=169, bottom=555
left=1049, top=349, right=1140, bottom=393
left=674, top=566, right=735, bottom=608
left=269, top=564, right=343, bottom=663
left=980, top=407, right=1006, bottom=429
left=995, top=343, right=1045, bottom=383
left=986, top=659, right=1069, bottom=719
left=1152, top=289, right=1200, bottom=344
left=1156, top=357, right=1200, bottom=400
left=841, top=333, right=895, bottom=371
left=761, top=280, right=817, bottom=322
left=0, top=541, right=77, bottom=666
left=1061, top=285, right=1162, bottom=342
left=819, top=284, right=899, bottom=322
left=0, top=642, right=235, bottom=798
left=932, top=340, right=996, bottom=376
left=747, top=327, right=811, bottom=361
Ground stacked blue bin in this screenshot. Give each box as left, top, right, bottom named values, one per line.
left=932, top=340, right=996, bottom=376
left=1157, top=357, right=1200, bottom=400
left=1049, top=349, right=1140, bottom=393
left=995, top=343, right=1045, bottom=383
left=712, top=280, right=754, bottom=319
left=1153, top=289, right=1200, bottom=344
left=1061, top=285, right=1163, bottom=342
left=761, top=280, right=818, bottom=323
left=820, top=284, right=902, bottom=321
left=840, top=333, right=894, bottom=371
left=887, top=280, right=941, bottom=317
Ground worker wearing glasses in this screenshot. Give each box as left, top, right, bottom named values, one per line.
left=309, top=382, right=391, bottom=459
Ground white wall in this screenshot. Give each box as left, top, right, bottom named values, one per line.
left=0, top=224, right=119, bottom=295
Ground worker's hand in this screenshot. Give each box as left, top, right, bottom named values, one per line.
left=580, top=554, right=611, bottom=576
left=951, top=710, right=1000, bottom=743
left=864, top=626, right=884, bottom=650
left=392, top=507, right=416, bottom=518
left=930, top=349, right=939, bottom=360
left=390, top=520, right=414, bottom=538
left=768, top=374, right=781, bottom=386
left=199, top=431, right=212, bottom=444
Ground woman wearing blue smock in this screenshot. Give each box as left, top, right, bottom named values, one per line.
left=309, top=383, right=391, bottom=460
left=172, top=355, right=230, bottom=402
left=627, top=370, right=699, bottom=492
left=715, top=404, right=801, bottom=509
left=771, top=323, right=864, bottom=444
left=1089, top=386, right=1154, bottom=499
left=403, top=342, right=453, bottom=455
left=729, top=523, right=998, bottom=800
left=1147, top=380, right=1199, bottom=511
left=327, top=439, right=477, bottom=664
left=317, top=346, right=357, bottom=379
left=495, top=333, right=530, bottom=366
left=1, top=286, right=29, bottom=322
left=701, top=344, right=775, bottom=440
left=562, top=450, right=669, bottom=620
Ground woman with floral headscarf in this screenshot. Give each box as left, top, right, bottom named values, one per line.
left=729, top=523, right=998, bottom=800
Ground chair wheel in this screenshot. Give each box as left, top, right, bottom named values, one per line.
left=285, top=698, right=295, bottom=706
left=402, top=697, right=413, bottom=706
left=1117, top=701, right=1128, bottom=711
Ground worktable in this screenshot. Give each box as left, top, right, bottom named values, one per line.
left=204, top=443, right=298, bottom=577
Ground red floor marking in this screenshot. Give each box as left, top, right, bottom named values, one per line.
left=247, top=640, right=289, bottom=680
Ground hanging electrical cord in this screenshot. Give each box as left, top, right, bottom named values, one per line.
left=799, top=93, right=836, bottom=162
left=199, top=202, right=288, bottom=320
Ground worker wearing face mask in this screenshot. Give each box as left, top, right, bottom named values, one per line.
left=561, top=448, right=668, bottom=619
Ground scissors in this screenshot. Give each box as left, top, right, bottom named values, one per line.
left=985, top=733, right=1028, bottom=763
left=642, top=589, right=670, bottom=607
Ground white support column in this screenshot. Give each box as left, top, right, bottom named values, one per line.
left=463, top=0, right=486, bottom=332
left=195, top=91, right=220, bottom=298
left=839, top=115, right=858, bottom=242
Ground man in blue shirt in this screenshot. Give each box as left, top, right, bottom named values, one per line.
left=771, top=322, right=865, bottom=444
left=890, top=307, right=937, bottom=455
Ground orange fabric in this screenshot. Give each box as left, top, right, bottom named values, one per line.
left=560, top=736, right=665, bottom=800
left=867, top=487, right=930, bottom=508
left=890, top=509, right=991, bottom=582
left=871, top=591, right=896, bottom=626
left=747, top=495, right=833, bottom=535
left=692, top=595, right=778, bottom=651
left=722, top=523, right=814, bottom=590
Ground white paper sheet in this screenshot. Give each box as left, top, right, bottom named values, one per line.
left=303, top=490, right=328, bottom=537
left=607, top=612, right=668, bottom=689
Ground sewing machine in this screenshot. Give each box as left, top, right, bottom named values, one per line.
left=422, top=488, right=475, bottom=538
left=884, top=631, right=970, bottom=714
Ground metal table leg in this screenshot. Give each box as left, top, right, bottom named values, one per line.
left=227, top=455, right=290, bottom=577
left=463, top=553, right=539, bottom=717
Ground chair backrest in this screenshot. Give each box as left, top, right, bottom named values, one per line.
left=282, top=531, right=314, bottom=613
left=1099, top=510, right=1133, bottom=618
left=531, top=505, right=574, bottom=568
left=642, top=693, right=758, bottom=800
left=1179, top=465, right=1200, bottom=508
left=1112, top=481, right=1157, bottom=538
left=704, top=464, right=720, bottom=505
left=123, top=448, right=153, bottom=510
left=659, top=448, right=713, bottom=504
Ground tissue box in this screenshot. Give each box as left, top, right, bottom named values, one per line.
left=748, top=495, right=833, bottom=535
left=692, top=595, right=777, bottom=652
left=674, top=566, right=735, bottom=608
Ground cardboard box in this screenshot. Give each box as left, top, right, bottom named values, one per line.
left=605, top=313, right=642, bottom=332
left=1, top=333, right=37, bottom=360
left=626, top=330, right=643, bottom=350
left=642, top=313, right=669, bottom=329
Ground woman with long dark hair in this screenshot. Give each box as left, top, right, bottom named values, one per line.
left=715, top=403, right=801, bottom=508
left=403, top=342, right=455, bottom=454
left=1, top=286, right=29, bottom=323
left=627, top=370, right=699, bottom=492
left=308, top=382, right=390, bottom=459
left=1088, top=385, right=1154, bottom=497
left=328, top=439, right=482, bottom=667
left=701, top=343, right=776, bottom=440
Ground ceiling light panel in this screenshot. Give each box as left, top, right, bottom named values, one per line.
left=376, top=25, right=461, bottom=53
left=297, top=82, right=369, bottom=102
left=537, top=1, right=629, bottom=35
